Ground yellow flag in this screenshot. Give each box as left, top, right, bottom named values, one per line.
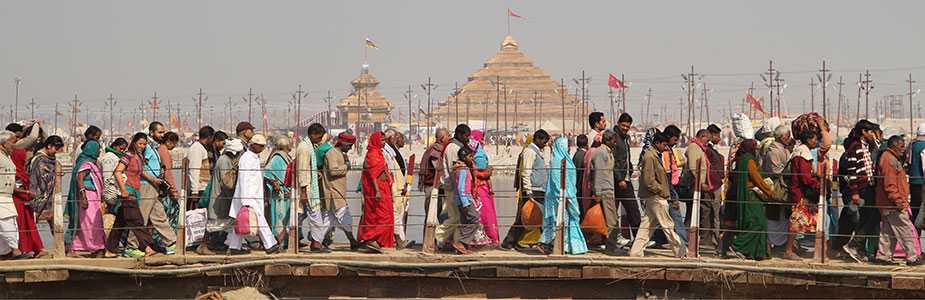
left=365, top=38, right=378, bottom=49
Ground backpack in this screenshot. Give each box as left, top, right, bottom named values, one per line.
left=836, top=150, right=851, bottom=195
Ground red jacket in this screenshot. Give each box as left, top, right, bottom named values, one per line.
left=876, top=148, right=910, bottom=210
left=789, top=155, right=819, bottom=202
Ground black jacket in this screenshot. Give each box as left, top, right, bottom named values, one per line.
left=613, top=133, right=633, bottom=183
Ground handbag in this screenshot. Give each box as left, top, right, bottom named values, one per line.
left=234, top=206, right=259, bottom=237
left=102, top=174, right=125, bottom=206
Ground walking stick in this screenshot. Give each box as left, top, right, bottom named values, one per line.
left=177, top=158, right=188, bottom=257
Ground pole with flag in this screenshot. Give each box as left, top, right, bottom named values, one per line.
left=507, top=8, right=523, bottom=36
left=364, top=37, right=378, bottom=64
left=608, top=73, right=627, bottom=113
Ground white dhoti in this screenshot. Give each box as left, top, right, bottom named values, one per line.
left=0, top=216, right=19, bottom=255
left=394, top=194, right=409, bottom=240
left=302, top=203, right=330, bottom=242
left=226, top=206, right=277, bottom=250
left=328, top=206, right=354, bottom=236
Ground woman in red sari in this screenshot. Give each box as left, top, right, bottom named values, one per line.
left=357, top=131, right=394, bottom=252
left=11, top=149, right=45, bottom=258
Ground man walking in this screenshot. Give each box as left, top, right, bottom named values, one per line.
left=502, top=129, right=550, bottom=250
left=872, top=135, right=922, bottom=266
left=630, top=132, right=685, bottom=258
left=436, top=125, right=469, bottom=249
left=613, top=113, right=640, bottom=246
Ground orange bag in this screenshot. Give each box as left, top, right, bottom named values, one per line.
left=520, top=199, right=543, bottom=226
left=581, top=203, right=608, bottom=237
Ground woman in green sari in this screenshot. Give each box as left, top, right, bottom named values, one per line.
left=263, top=136, right=292, bottom=241
left=727, top=139, right=775, bottom=260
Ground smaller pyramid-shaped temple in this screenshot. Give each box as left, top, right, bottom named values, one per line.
left=435, top=35, right=583, bottom=134
left=335, top=64, right=394, bottom=134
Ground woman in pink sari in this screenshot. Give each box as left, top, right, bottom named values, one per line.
left=469, top=130, right=499, bottom=245
left=70, top=140, right=107, bottom=255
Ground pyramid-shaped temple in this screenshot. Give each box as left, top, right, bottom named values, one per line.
left=435, top=35, right=583, bottom=133
left=335, top=64, right=393, bottom=133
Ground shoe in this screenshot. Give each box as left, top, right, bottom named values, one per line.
left=870, top=257, right=894, bottom=265
left=123, top=248, right=145, bottom=258
left=500, top=242, right=515, bottom=250
left=165, top=244, right=176, bottom=255
left=196, top=243, right=216, bottom=255
left=536, top=243, right=553, bottom=255
left=731, top=251, right=747, bottom=260
left=616, top=236, right=632, bottom=247
left=358, top=241, right=383, bottom=254
left=644, top=241, right=657, bottom=248
left=907, top=258, right=925, bottom=267
left=842, top=245, right=862, bottom=263
left=396, top=239, right=414, bottom=250
left=265, top=244, right=281, bottom=255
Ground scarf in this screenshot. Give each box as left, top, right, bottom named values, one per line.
left=105, top=146, right=125, bottom=158
left=691, top=138, right=713, bottom=190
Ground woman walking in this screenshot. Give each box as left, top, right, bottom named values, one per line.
left=469, top=130, right=499, bottom=245
left=67, top=139, right=107, bottom=256
left=357, top=131, right=394, bottom=252
left=105, top=133, right=165, bottom=257
left=11, top=148, right=44, bottom=257
left=727, top=139, right=774, bottom=260
left=785, top=131, right=821, bottom=260
left=539, top=136, right=588, bottom=255
left=263, top=136, right=292, bottom=241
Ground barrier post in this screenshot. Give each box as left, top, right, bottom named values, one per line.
left=814, top=158, right=829, bottom=263
left=52, top=166, right=65, bottom=258
left=289, top=158, right=300, bottom=254
left=553, top=159, right=566, bottom=255
left=422, top=167, right=439, bottom=254
left=687, top=158, right=702, bottom=258
left=177, top=159, right=188, bottom=257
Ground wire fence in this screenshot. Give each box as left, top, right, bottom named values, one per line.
left=2, top=156, right=924, bottom=261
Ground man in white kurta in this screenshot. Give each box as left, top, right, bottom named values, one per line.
left=0, top=131, right=20, bottom=257
left=226, top=134, right=278, bottom=253
left=383, top=130, right=410, bottom=247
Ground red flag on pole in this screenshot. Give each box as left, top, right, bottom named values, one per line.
left=746, top=93, right=766, bottom=114
left=508, top=8, right=523, bottom=18
left=608, top=73, right=626, bottom=89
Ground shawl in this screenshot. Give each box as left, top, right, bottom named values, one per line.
left=27, top=150, right=57, bottom=208
left=303, top=139, right=322, bottom=211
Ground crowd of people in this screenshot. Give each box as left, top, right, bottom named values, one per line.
left=0, top=112, right=924, bottom=267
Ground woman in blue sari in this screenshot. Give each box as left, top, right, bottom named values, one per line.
left=539, top=136, right=588, bottom=255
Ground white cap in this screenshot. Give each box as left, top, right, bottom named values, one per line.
left=251, top=134, right=267, bottom=146
left=918, top=123, right=925, bottom=137
left=223, top=139, right=244, bottom=154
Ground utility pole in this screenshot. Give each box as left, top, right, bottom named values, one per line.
left=149, top=92, right=160, bottom=121
left=260, top=93, right=268, bottom=133
left=54, top=103, right=59, bottom=134
left=620, top=73, right=627, bottom=115
left=107, top=94, right=115, bottom=137
left=421, top=77, right=436, bottom=145
left=818, top=60, right=831, bottom=120
left=324, top=90, right=332, bottom=129
left=244, top=88, right=255, bottom=123
left=292, top=85, right=306, bottom=131
left=836, top=77, right=845, bottom=135
left=403, top=85, right=413, bottom=142
left=560, top=79, right=566, bottom=132
left=573, top=71, right=591, bottom=132
left=762, top=60, right=779, bottom=117
left=69, top=94, right=81, bottom=140
left=195, top=88, right=207, bottom=130
left=13, top=77, right=21, bottom=122
left=645, top=88, right=653, bottom=127
left=702, top=83, right=710, bottom=124
left=608, top=87, right=615, bottom=124
left=861, top=70, right=874, bottom=119
left=495, top=76, right=501, bottom=142
left=809, top=77, right=817, bottom=112
left=682, top=65, right=699, bottom=137
left=452, top=82, right=461, bottom=128
left=909, top=74, right=917, bottom=135
left=856, top=73, right=863, bottom=120
left=226, top=97, right=233, bottom=132
left=28, top=98, right=36, bottom=121
left=533, top=90, right=539, bottom=130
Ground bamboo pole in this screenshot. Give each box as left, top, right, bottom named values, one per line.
left=177, top=159, right=188, bottom=257
left=687, top=158, right=702, bottom=258
left=52, top=166, right=65, bottom=258
left=289, top=156, right=300, bottom=254
left=814, top=158, right=830, bottom=263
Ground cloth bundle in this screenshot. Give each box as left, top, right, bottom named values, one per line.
left=791, top=112, right=829, bottom=140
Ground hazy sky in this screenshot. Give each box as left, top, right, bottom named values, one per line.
left=2, top=0, right=924, bottom=126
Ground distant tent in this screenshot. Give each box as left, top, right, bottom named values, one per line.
left=540, top=120, right=562, bottom=134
